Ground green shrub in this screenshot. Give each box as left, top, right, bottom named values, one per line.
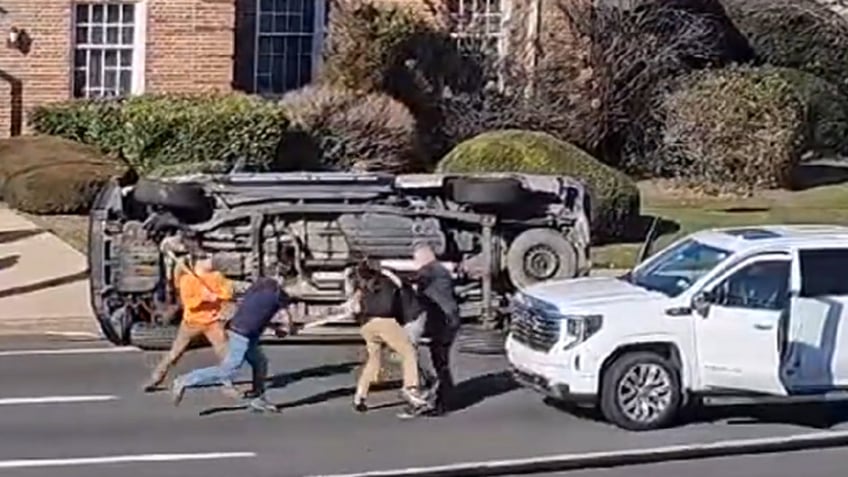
left=29, top=93, right=291, bottom=175
left=778, top=69, right=848, bottom=156
left=436, top=130, right=640, bottom=241
left=659, top=67, right=833, bottom=193
left=0, top=136, right=130, bottom=214
left=278, top=85, right=424, bottom=172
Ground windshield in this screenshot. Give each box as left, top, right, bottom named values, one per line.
left=628, top=238, right=731, bottom=297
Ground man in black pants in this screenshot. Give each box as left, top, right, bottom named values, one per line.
left=401, top=242, right=460, bottom=418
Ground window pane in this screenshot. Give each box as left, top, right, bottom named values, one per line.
left=104, top=69, right=117, bottom=91
left=74, top=49, right=87, bottom=69
left=275, top=0, right=289, bottom=11
left=89, top=51, right=103, bottom=88
left=76, top=4, right=89, bottom=23
left=75, top=27, right=89, bottom=45
left=260, top=0, right=275, bottom=12
left=715, top=260, right=790, bottom=310
left=107, top=4, right=121, bottom=23
left=120, top=49, right=132, bottom=67
left=122, top=4, right=135, bottom=22
left=92, top=4, right=104, bottom=22
left=257, top=55, right=271, bottom=74
left=121, top=26, right=134, bottom=45
left=73, top=69, right=87, bottom=98
left=259, top=13, right=273, bottom=33
left=119, top=70, right=132, bottom=94
left=800, top=249, right=848, bottom=296
left=105, top=50, right=119, bottom=67
left=299, top=54, right=312, bottom=86
left=286, top=13, right=301, bottom=32
left=257, top=74, right=272, bottom=94
left=107, top=27, right=120, bottom=44
left=91, top=26, right=104, bottom=44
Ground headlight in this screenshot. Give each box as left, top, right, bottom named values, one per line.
left=562, top=314, right=603, bottom=350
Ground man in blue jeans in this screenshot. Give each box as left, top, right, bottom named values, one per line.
left=170, top=275, right=294, bottom=413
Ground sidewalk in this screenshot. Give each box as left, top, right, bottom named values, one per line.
left=0, top=205, right=99, bottom=337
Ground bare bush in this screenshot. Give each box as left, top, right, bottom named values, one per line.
left=279, top=85, right=424, bottom=173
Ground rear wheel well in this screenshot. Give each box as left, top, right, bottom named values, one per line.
left=598, top=342, right=683, bottom=395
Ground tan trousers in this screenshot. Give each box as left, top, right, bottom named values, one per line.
left=356, top=317, right=420, bottom=400
left=148, top=321, right=228, bottom=386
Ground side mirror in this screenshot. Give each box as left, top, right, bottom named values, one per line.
left=692, top=291, right=714, bottom=317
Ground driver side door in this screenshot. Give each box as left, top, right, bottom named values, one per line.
left=694, top=253, right=790, bottom=395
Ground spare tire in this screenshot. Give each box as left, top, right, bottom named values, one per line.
left=446, top=177, right=526, bottom=207
left=507, top=228, right=578, bottom=289
left=133, top=178, right=209, bottom=211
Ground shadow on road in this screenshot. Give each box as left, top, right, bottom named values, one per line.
left=268, top=361, right=359, bottom=389
left=449, top=371, right=521, bottom=412
left=0, top=229, right=44, bottom=245
left=0, top=270, right=89, bottom=299
left=0, top=254, right=19, bottom=271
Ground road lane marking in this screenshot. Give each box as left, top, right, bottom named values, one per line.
left=0, top=395, right=119, bottom=406
left=0, top=346, right=139, bottom=357
left=307, top=430, right=848, bottom=477
left=44, top=331, right=103, bottom=339
left=0, top=452, right=257, bottom=469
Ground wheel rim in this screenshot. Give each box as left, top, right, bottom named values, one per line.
left=523, top=245, right=559, bottom=280
left=616, top=363, right=673, bottom=424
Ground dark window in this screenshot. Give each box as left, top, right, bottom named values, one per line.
left=799, top=249, right=848, bottom=297
left=713, top=259, right=790, bottom=311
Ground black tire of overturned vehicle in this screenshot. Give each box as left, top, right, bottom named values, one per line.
left=132, top=178, right=209, bottom=212
left=446, top=177, right=526, bottom=207
left=506, top=228, right=578, bottom=290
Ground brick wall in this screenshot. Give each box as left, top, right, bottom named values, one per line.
left=0, top=0, right=238, bottom=138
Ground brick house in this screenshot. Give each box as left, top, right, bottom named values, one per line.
left=0, top=0, right=518, bottom=138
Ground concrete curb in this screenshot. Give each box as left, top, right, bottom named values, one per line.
left=308, top=430, right=848, bottom=477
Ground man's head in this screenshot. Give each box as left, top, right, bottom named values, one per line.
left=412, top=241, right=437, bottom=268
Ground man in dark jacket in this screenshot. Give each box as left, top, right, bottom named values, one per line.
left=170, top=274, right=294, bottom=413
left=402, top=242, right=460, bottom=417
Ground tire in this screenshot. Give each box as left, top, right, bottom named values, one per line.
left=446, top=177, right=526, bottom=207
left=600, top=352, right=682, bottom=431
left=506, top=228, right=578, bottom=290
left=132, top=178, right=209, bottom=211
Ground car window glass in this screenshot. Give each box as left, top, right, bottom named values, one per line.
left=630, top=239, right=730, bottom=297
left=713, top=259, right=790, bottom=311
left=800, top=249, right=848, bottom=297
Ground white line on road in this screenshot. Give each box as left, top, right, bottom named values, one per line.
left=0, top=452, right=257, bottom=469
left=0, top=395, right=119, bottom=406
left=308, top=430, right=848, bottom=477
left=0, top=346, right=139, bottom=357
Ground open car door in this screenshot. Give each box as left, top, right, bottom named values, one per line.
left=783, top=247, right=848, bottom=393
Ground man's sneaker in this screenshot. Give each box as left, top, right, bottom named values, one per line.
left=401, top=387, right=429, bottom=408
left=248, top=397, right=279, bottom=414
left=396, top=403, right=429, bottom=420
left=170, top=378, right=186, bottom=406
left=353, top=398, right=367, bottom=413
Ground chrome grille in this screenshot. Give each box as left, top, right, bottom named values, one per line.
left=510, top=300, right=561, bottom=352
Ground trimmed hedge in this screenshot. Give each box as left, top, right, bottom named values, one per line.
left=0, top=136, right=131, bottom=214
left=29, top=93, right=291, bottom=176
left=436, top=130, right=640, bottom=241
left=279, top=85, right=425, bottom=172
left=659, top=66, right=846, bottom=192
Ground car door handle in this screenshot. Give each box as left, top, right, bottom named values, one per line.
left=754, top=322, right=774, bottom=330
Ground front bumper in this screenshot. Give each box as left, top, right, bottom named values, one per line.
left=506, top=336, right=598, bottom=404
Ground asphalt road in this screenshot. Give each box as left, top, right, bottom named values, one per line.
left=2, top=334, right=848, bottom=477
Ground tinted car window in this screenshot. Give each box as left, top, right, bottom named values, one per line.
left=800, top=249, right=848, bottom=297
left=713, top=259, right=790, bottom=311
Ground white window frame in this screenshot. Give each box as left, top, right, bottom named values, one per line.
left=447, top=0, right=511, bottom=64
left=70, top=1, right=146, bottom=99
left=253, top=0, right=327, bottom=96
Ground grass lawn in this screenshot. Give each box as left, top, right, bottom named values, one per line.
left=591, top=180, right=848, bottom=270
left=23, top=213, right=88, bottom=253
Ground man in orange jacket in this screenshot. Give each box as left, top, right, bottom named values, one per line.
left=143, top=250, right=234, bottom=393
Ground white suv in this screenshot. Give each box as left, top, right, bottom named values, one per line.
left=506, top=224, right=848, bottom=431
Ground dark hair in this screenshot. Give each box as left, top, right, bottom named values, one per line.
left=352, top=259, right=382, bottom=293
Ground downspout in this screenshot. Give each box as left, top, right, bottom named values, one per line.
left=525, top=0, right=542, bottom=97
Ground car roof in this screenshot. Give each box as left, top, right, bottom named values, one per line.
left=690, top=224, right=848, bottom=254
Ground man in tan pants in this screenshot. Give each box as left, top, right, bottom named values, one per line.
left=143, top=252, right=233, bottom=392
left=355, top=316, right=423, bottom=410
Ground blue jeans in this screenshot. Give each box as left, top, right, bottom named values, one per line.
left=180, top=331, right=269, bottom=397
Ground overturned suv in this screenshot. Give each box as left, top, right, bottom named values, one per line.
left=88, top=171, right=592, bottom=349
